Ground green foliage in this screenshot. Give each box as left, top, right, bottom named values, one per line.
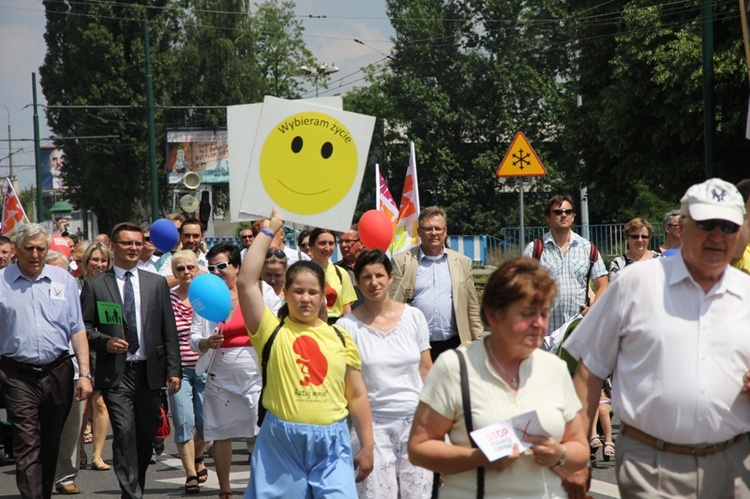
left=40, top=0, right=314, bottom=234
left=560, top=0, right=750, bottom=223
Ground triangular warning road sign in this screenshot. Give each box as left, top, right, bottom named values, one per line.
left=496, top=132, right=547, bottom=177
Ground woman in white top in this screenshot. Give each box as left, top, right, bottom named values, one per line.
left=337, top=249, right=433, bottom=499
left=408, top=257, right=588, bottom=499
left=608, top=218, right=663, bottom=281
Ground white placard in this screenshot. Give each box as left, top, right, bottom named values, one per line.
left=470, top=410, right=549, bottom=462
left=237, top=96, right=375, bottom=232
left=227, top=97, right=344, bottom=222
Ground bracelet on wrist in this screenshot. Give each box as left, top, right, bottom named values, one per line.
left=552, top=445, right=567, bottom=468
left=260, top=228, right=275, bottom=238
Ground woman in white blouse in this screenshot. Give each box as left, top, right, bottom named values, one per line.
left=337, top=249, right=433, bottom=499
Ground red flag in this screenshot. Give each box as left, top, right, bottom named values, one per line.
left=2, top=179, right=30, bottom=239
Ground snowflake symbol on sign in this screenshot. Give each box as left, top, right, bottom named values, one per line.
left=512, top=149, right=531, bottom=170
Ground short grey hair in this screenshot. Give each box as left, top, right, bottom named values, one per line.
left=45, top=249, right=69, bottom=266
left=14, top=223, right=49, bottom=247
left=418, top=206, right=447, bottom=225
left=663, top=209, right=681, bottom=227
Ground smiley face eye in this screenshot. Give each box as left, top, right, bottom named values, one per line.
left=321, top=142, right=333, bottom=159
left=291, top=136, right=303, bottom=153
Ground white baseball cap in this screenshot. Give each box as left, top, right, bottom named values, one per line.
left=680, top=178, right=745, bottom=226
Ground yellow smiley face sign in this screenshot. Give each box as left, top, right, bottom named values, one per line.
left=260, top=111, right=358, bottom=215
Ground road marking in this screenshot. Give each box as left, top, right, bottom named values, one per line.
left=591, top=478, right=620, bottom=498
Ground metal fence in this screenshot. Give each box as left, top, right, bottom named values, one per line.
left=208, top=224, right=668, bottom=268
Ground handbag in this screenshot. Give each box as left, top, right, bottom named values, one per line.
left=155, top=406, right=171, bottom=439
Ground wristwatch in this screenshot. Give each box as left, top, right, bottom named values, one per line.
left=552, top=445, right=567, bottom=468
left=79, top=372, right=92, bottom=379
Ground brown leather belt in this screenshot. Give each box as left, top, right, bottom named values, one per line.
left=621, top=424, right=744, bottom=456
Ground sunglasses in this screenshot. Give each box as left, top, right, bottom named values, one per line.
left=175, top=265, right=197, bottom=272
left=207, top=262, right=232, bottom=272
left=628, top=234, right=650, bottom=240
left=240, top=235, right=253, bottom=239
left=552, top=209, right=574, bottom=216
left=339, top=238, right=360, bottom=244
left=299, top=243, right=309, bottom=249
left=266, top=249, right=287, bottom=259
left=695, top=219, right=740, bottom=234
left=144, top=236, right=151, bottom=242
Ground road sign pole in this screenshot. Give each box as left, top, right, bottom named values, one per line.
left=519, top=177, right=525, bottom=254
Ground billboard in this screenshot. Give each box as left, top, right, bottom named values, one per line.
left=41, top=146, right=66, bottom=191
left=166, top=130, right=229, bottom=184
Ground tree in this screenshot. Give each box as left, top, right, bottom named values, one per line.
left=352, top=0, right=576, bottom=234
left=561, top=0, right=750, bottom=223
left=41, top=0, right=317, bottom=233
left=41, top=0, right=180, bottom=231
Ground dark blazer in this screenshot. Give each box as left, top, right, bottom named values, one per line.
left=81, top=268, right=181, bottom=390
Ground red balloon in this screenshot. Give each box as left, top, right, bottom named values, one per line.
left=50, top=235, right=72, bottom=259
left=358, top=210, right=394, bottom=251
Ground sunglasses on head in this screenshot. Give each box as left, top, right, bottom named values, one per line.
left=695, top=219, right=740, bottom=234
left=266, top=249, right=287, bottom=260
left=207, top=262, right=232, bottom=272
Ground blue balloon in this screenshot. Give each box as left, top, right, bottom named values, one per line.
left=188, top=274, right=232, bottom=323
left=150, top=218, right=179, bottom=253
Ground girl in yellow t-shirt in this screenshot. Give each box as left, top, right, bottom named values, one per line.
left=237, top=208, right=374, bottom=499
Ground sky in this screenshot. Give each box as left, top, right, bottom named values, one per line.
left=0, top=0, right=395, bottom=191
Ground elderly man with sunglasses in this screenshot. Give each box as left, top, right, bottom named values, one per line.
left=564, top=178, right=750, bottom=498
left=523, top=194, right=608, bottom=335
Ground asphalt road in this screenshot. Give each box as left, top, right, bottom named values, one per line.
left=0, top=410, right=622, bottom=498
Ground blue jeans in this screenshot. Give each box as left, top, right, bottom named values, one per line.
left=168, top=367, right=206, bottom=444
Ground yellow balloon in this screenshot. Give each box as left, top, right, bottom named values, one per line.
left=260, top=112, right=358, bottom=215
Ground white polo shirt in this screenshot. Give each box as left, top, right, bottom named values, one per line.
left=564, top=252, right=750, bottom=445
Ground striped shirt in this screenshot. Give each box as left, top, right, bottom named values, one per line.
left=170, top=290, right=199, bottom=368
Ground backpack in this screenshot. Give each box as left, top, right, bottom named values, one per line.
left=256, top=320, right=347, bottom=427
left=532, top=237, right=599, bottom=307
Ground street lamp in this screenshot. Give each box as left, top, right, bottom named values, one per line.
left=0, top=104, right=12, bottom=182
left=297, top=63, right=339, bottom=97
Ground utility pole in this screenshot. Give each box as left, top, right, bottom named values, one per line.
left=0, top=105, right=12, bottom=186
left=33, top=72, right=43, bottom=223
left=144, top=21, right=158, bottom=221
left=701, top=0, right=715, bottom=179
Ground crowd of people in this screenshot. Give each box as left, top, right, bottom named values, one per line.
left=2, top=176, right=750, bottom=499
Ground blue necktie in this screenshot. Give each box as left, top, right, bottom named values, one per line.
left=123, top=271, right=140, bottom=354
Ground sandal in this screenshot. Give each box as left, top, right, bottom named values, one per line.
left=195, top=457, right=208, bottom=483
left=185, top=476, right=200, bottom=495
left=82, top=432, right=93, bottom=444
left=91, top=456, right=111, bottom=471
left=589, top=436, right=603, bottom=448
left=603, top=441, right=615, bottom=461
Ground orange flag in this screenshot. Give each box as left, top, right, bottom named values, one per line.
left=2, top=179, right=30, bottom=239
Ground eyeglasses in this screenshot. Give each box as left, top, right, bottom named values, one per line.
left=207, top=262, right=232, bottom=272
left=114, top=240, right=144, bottom=248
left=552, top=209, right=574, bottom=216
left=628, top=234, right=650, bottom=240
left=339, top=238, right=360, bottom=245
left=266, top=249, right=287, bottom=260
left=418, top=226, right=445, bottom=233
left=695, top=219, right=740, bottom=234
left=175, top=265, right=197, bottom=272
